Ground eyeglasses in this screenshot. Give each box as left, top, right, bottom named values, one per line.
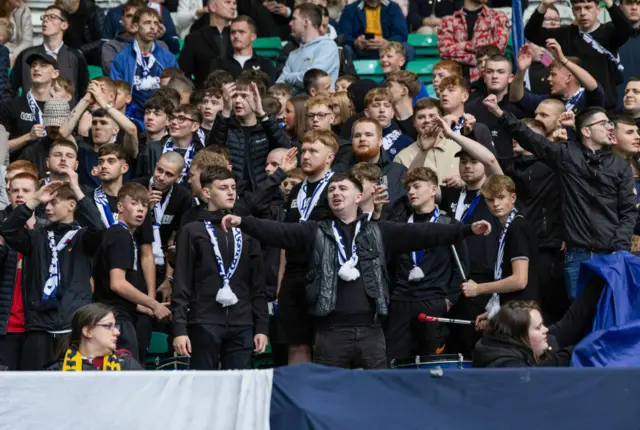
left=41, top=14, right=66, bottom=22
left=96, top=323, right=121, bottom=332
left=306, top=112, right=332, bottom=120
left=169, top=115, right=196, bottom=124
left=584, top=119, right=613, bottom=129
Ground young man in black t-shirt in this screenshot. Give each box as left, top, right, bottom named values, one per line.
left=93, top=183, right=171, bottom=360
left=462, top=174, right=539, bottom=328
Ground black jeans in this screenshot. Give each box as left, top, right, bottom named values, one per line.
left=0, top=332, right=26, bottom=370
left=314, top=325, right=387, bottom=369
left=136, top=314, right=153, bottom=364
left=116, top=318, right=139, bottom=361
left=188, top=324, right=254, bottom=370
left=21, top=331, right=69, bottom=370
left=538, top=248, right=570, bottom=324
left=385, top=298, right=447, bottom=361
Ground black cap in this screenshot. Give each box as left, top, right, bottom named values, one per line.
left=26, top=53, right=58, bottom=69
left=454, top=149, right=473, bottom=159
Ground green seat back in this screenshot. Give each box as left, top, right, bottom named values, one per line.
left=408, top=34, right=438, bottom=57
left=88, top=65, right=103, bottom=80
left=353, top=59, right=385, bottom=82
left=406, top=58, right=440, bottom=82
left=253, top=37, right=283, bottom=59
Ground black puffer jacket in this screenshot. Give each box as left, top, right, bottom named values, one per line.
left=499, top=111, right=637, bottom=252
left=207, top=113, right=291, bottom=193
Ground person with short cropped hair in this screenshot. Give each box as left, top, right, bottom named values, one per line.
left=208, top=77, right=291, bottom=194
left=336, top=75, right=358, bottom=93
left=1, top=164, right=104, bottom=370
left=211, top=15, right=276, bottom=83
left=159, top=67, right=185, bottom=87
left=385, top=70, right=421, bottom=139
left=623, top=77, right=640, bottom=128
left=385, top=166, right=468, bottom=361
left=166, top=75, right=195, bottom=106
left=172, top=166, right=268, bottom=370
left=135, top=96, right=173, bottom=164
left=51, top=76, right=74, bottom=102
left=221, top=173, right=492, bottom=369
left=303, top=69, right=333, bottom=97
left=510, top=41, right=605, bottom=117
left=463, top=174, right=540, bottom=328
left=618, top=0, right=640, bottom=108
left=349, top=161, right=381, bottom=218
left=110, top=7, right=179, bottom=122
left=379, top=42, right=428, bottom=102
left=276, top=3, right=339, bottom=93
left=93, top=182, right=171, bottom=359
left=0, top=171, right=41, bottom=370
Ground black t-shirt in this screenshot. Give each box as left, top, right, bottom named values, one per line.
left=439, top=186, right=501, bottom=279
left=17, top=135, right=53, bottom=178
left=88, top=188, right=154, bottom=244
left=396, top=115, right=417, bottom=141
left=466, top=97, right=524, bottom=159
left=1, top=96, right=45, bottom=160
left=498, top=215, right=539, bottom=305
left=464, top=8, right=481, bottom=41
left=93, top=224, right=147, bottom=320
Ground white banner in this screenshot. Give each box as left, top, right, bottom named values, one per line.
left=0, top=369, right=273, bottom=430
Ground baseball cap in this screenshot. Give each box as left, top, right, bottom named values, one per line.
left=43, top=99, right=71, bottom=127
left=26, top=53, right=58, bottom=69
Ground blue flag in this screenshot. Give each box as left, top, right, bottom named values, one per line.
left=511, top=0, right=525, bottom=71
left=571, top=252, right=640, bottom=367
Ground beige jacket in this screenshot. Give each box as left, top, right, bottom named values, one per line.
left=5, top=3, right=33, bottom=60
left=394, top=133, right=461, bottom=184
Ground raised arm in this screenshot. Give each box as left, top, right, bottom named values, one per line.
left=524, top=0, right=564, bottom=47
left=223, top=215, right=315, bottom=251
left=509, top=44, right=533, bottom=103
left=606, top=0, right=634, bottom=49
left=545, top=39, right=598, bottom=92
left=484, top=95, right=565, bottom=170
left=59, top=94, right=92, bottom=139
left=433, top=116, right=503, bottom=176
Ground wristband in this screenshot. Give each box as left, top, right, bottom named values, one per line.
left=165, top=275, right=174, bottom=283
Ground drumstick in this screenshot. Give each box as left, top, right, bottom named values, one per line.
left=450, top=244, right=466, bottom=281
left=417, top=313, right=474, bottom=325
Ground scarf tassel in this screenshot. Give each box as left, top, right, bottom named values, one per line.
left=408, top=266, right=425, bottom=282
left=338, top=261, right=361, bottom=282
left=216, top=281, right=239, bottom=307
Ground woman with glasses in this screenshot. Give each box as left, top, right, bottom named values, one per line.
left=50, top=303, right=141, bottom=371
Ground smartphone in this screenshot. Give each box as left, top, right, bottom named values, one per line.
left=540, top=51, right=554, bottom=67
left=377, top=175, right=388, bottom=188
left=365, top=32, right=375, bottom=40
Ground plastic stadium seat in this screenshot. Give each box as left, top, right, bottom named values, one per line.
left=253, top=37, right=283, bottom=59
left=406, top=58, right=439, bottom=82
left=425, top=83, right=436, bottom=98
left=408, top=34, right=438, bottom=57
left=354, top=59, right=385, bottom=82
left=88, top=65, right=103, bottom=79
left=148, top=331, right=169, bottom=355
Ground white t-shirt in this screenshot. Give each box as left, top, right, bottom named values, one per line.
left=234, top=55, right=252, bottom=68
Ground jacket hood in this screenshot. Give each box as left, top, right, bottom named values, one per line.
left=473, top=331, right=537, bottom=368
left=348, top=80, right=379, bottom=113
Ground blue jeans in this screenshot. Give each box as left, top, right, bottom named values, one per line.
left=564, top=247, right=606, bottom=302
left=344, top=42, right=416, bottom=62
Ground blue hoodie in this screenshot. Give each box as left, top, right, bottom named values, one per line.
left=110, top=41, right=178, bottom=120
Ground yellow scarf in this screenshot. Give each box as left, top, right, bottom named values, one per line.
left=62, top=346, right=122, bottom=371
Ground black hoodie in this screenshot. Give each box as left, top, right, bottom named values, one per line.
left=172, top=209, right=268, bottom=337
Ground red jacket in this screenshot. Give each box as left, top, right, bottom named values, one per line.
left=437, top=7, right=510, bottom=81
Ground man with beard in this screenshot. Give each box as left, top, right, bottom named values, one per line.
left=334, top=117, right=407, bottom=203
left=273, top=129, right=336, bottom=364
left=466, top=55, right=524, bottom=159
left=221, top=173, right=492, bottom=368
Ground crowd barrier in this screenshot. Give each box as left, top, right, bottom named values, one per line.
left=2, top=364, right=638, bottom=430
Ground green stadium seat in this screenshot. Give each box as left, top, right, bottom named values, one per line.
left=425, top=83, right=436, bottom=98
left=148, top=331, right=169, bottom=355
left=406, top=58, right=440, bottom=82
left=253, top=37, right=282, bottom=59
left=408, top=34, right=438, bottom=57
left=353, top=59, right=385, bottom=82
left=177, top=38, right=184, bottom=59
left=88, top=65, right=103, bottom=79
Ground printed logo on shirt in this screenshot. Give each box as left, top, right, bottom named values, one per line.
left=291, top=199, right=298, bottom=209
left=304, top=56, right=314, bottom=63
left=133, top=75, right=160, bottom=92
left=255, top=137, right=267, bottom=145
left=252, top=66, right=261, bottom=70
left=161, top=214, right=174, bottom=224
left=389, top=148, right=397, bottom=155
left=491, top=130, right=499, bottom=138
left=383, top=130, right=402, bottom=151
left=20, top=112, right=35, bottom=122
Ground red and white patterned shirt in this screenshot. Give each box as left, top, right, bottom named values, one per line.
left=437, top=6, right=510, bottom=81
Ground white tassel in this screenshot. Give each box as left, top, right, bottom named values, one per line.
left=408, top=266, right=425, bottom=281
left=338, top=261, right=361, bottom=281
left=486, top=293, right=501, bottom=319
left=216, top=281, right=239, bottom=307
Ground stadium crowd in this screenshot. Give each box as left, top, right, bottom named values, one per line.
left=0, top=0, right=638, bottom=371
